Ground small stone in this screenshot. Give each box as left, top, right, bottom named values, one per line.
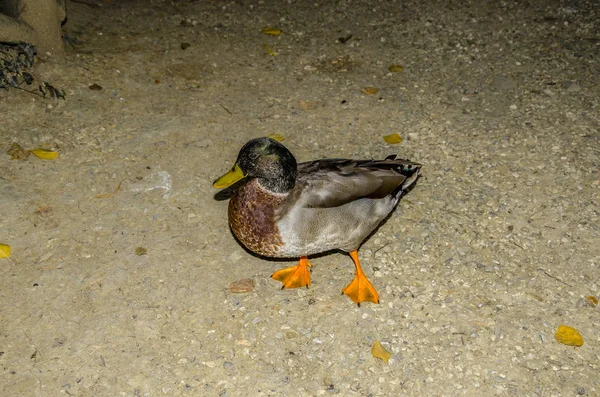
left=227, top=251, right=243, bottom=261
left=525, top=359, right=543, bottom=371
left=223, top=361, right=235, bottom=373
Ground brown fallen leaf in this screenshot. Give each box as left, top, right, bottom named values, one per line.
left=298, top=100, right=319, bottom=111
left=229, top=278, right=255, bottom=293
left=337, top=34, right=353, bottom=44
left=34, top=206, right=53, bottom=215
left=94, top=181, right=122, bottom=199
left=371, top=341, right=392, bottom=363
left=361, top=86, right=379, bottom=95
left=7, top=142, right=31, bottom=160
left=383, top=133, right=403, bottom=144
left=135, top=247, right=147, bottom=256
left=584, top=295, right=598, bottom=306
left=555, top=324, right=584, bottom=347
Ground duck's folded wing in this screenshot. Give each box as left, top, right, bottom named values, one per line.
left=294, top=158, right=420, bottom=209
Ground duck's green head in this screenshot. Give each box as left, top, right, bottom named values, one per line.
left=213, top=137, right=298, bottom=193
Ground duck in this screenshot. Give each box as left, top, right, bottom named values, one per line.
left=213, top=137, right=421, bottom=305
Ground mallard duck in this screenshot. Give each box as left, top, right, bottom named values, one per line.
left=213, top=137, right=421, bottom=305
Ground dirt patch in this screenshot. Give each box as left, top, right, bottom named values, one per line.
left=1, top=0, right=598, bottom=396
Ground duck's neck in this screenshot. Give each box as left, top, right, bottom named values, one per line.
left=259, top=151, right=297, bottom=193
left=259, top=168, right=296, bottom=193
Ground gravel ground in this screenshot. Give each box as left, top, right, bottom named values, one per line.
left=1, top=0, right=599, bottom=396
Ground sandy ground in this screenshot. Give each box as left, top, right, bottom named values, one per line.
left=1, top=0, right=599, bottom=396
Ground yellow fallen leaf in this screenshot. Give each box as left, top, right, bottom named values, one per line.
left=361, top=86, right=379, bottom=95
left=371, top=341, right=392, bottom=363
left=388, top=64, right=404, bottom=73
left=555, top=324, right=584, bottom=347
left=0, top=243, right=10, bottom=258
left=383, top=133, right=403, bottom=144
left=30, top=148, right=60, bottom=160
left=585, top=295, right=598, bottom=306
left=262, top=27, right=281, bottom=36
left=267, top=134, right=285, bottom=142
left=263, top=43, right=276, bottom=56
left=135, top=247, right=147, bottom=256
left=94, top=181, right=122, bottom=199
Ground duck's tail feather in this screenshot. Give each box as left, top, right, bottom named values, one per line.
left=390, top=159, right=421, bottom=198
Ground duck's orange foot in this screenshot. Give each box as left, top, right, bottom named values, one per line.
left=342, top=273, right=380, bottom=305
left=271, top=256, right=312, bottom=289
left=341, top=250, right=380, bottom=305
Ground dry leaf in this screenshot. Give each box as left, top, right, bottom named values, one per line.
left=383, top=133, right=403, bottom=144
left=584, top=295, right=598, bottom=306
left=526, top=292, right=544, bottom=302
left=361, top=86, right=379, bottom=95
left=371, top=341, right=392, bottom=363
left=135, top=247, right=147, bottom=256
left=298, top=100, right=319, bottom=111
left=388, top=64, right=404, bottom=73
left=0, top=243, right=11, bottom=258
left=267, top=134, right=285, bottom=142
left=30, top=148, right=60, bottom=160
left=263, top=43, right=276, bottom=56
left=35, top=206, right=53, bottom=215
left=94, top=181, right=122, bottom=199
left=7, top=142, right=30, bottom=160
left=229, top=278, right=255, bottom=293
left=262, top=27, right=281, bottom=36
left=555, top=324, right=584, bottom=347
left=337, top=34, right=353, bottom=44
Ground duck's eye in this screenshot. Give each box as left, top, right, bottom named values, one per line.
left=249, top=152, right=259, bottom=160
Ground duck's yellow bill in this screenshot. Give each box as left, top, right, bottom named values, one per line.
left=213, top=163, right=246, bottom=188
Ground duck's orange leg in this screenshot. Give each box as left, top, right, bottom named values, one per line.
left=342, top=250, right=380, bottom=305
left=271, top=256, right=312, bottom=289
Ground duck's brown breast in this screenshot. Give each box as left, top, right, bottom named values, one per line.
left=228, top=180, right=286, bottom=257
